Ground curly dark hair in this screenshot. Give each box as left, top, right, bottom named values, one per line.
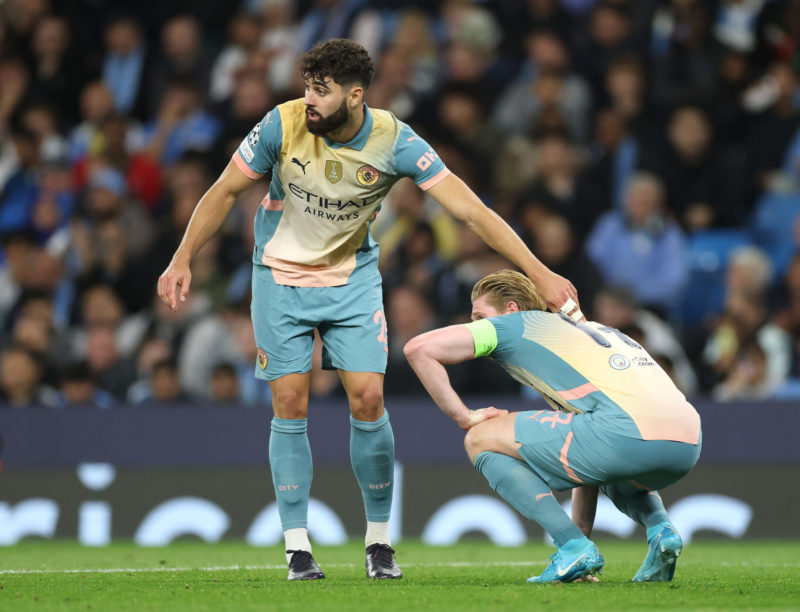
left=300, top=38, right=376, bottom=89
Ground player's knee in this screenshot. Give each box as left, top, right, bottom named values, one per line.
left=464, top=427, right=486, bottom=463
left=271, top=387, right=309, bottom=418
left=348, top=386, right=384, bottom=421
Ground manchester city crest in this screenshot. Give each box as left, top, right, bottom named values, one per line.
left=325, top=160, right=343, bottom=183
left=356, top=165, right=380, bottom=186
left=257, top=347, right=268, bottom=370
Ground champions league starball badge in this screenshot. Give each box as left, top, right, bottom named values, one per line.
left=248, top=122, right=261, bottom=147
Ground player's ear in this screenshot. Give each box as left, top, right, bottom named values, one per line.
left=348, top=84, right=364, bottom=107
left=506, top=301, right=520, bottom=313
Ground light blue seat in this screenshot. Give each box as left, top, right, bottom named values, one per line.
left=681, top=229, right=752, bottom=326
left=752, top=191, right=800, bottom=277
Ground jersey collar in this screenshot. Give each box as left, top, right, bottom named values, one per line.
left=323, top=104, right=373, bottom=151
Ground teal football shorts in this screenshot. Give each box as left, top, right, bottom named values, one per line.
left=250, top=264, right=388, bottom=380
left=514, top=410, right=702, bottom=491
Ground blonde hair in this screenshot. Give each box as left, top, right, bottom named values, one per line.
left=471, top=269, right=547, bottom=312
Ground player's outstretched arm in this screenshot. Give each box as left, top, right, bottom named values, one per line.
left=572, top=485, right=599, bottom=537
left=404, top=326, right=508, bottom=430
left=157, top=159, right=255, bottom=311
left=426, top=174, right=581, bottom=318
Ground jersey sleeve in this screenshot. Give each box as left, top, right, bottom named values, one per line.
left=392, top=123, right=450, bottom=190
left=233, top=107, right=283, bottom=179
left=464, top=319, right=498, bottom=358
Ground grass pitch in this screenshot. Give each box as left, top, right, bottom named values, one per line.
left=0, top=540, right=798, bottom=611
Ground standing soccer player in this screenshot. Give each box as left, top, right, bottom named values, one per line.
left=404, top=270, right=701, bottom=583
left=158, top=39, right=580, bottom=581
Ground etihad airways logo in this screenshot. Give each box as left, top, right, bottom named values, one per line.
left=288, top=183, right=380, bottom=211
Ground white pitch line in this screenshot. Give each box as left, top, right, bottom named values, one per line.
left=0, top=561, right=544, bottom=576
left=2, top=560, right=799, bottom=576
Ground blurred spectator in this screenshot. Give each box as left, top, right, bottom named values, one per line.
left=0, top=128, right=40, bottom=234
left=69, top=166, right=156, bottom=311
left=73, top=114, right=162, bottom=209
left=209, top=12, right=263, bottom=103
left=573, top=2, right=642, bottom=97
left=434, top=85, right=504, bottom=192
left=725, top=245, right=774, bottom=301
left=712, top=340, right=770, bottom=401
left=83, top=324, right=135, bottom=400
left=177, top=302, right=269, bottom=403
left=295, top=0, right=370, bottom=56
left=126, top=335, right=172, bottom=404
left=383, top=285, right=435, bottom=396
left=602, top=55, right=658, bottom=148
left=0, top=57, right=30, bottom=131
left=528, top=214, right=603, bottom=318
left=492, top=29, right=591, bottom=143
left=374, top=178, right=459, bottom=269
left=639, top=105, right=750, bottom=230
left=506, top=0, right=575, bottom=44
left=586, top=172, right=690, bottom=316
left=387, top=9, right=439, bottom=99
left=258, top=0, right=300, bottom=96
left=515, top=132, right=584, bottom=236
left=148, top=357, right=188, bottom=404
left=714, top=0, right=764, bottom=52
left=575, top=107, right=637, bottom=220
left=382, top=221, right=446, bottom=305
left=743, top=62, right=800, bottom=190
left=703, top=290, right=791, bottom=398
left=772, top=252, right=800, bottom=378
left=57, top=361, right=114, bottom=408
left=29, top=159, right=74, bottom=241
left=148, top=15, right=213, bottom=116
left=436, top=5, right=505, bottom=113
left=29, top=14, right=81, bottom=124
left=0, top=230, right=61, bottom=321
left=593, top=286, right=699, bottom=396
left=143, top=78, right=221, bottom=166
left=101, top=14, right=152, bottom=121
left=0, top=344, right=56, bottom=408
left=210, top=361, right=240, bottom=403
left=68, top=81, right=115, bottom=162
left=649, top=1, right=723, bottom=110
left=214, top=70, right=273, bottom=168
left=19, top=101, right=66, bottom=162
left=367, top=46, right=417, bottom=122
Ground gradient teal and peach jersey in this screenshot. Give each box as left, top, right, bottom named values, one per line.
left=466, top=311, right=701, bottom=444
left=233, top=99, right=449, bottom=287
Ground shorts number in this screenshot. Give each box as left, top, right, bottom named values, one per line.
left=374, top=309, right=388, bottom=353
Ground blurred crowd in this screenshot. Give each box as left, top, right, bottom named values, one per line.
left=2, top=0, right=800, bottom=409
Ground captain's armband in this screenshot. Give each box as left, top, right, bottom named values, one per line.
left=464, top=319, right=498, bottom=358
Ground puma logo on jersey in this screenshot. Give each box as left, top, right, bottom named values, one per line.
left=292, top=158, right=310, bottom=174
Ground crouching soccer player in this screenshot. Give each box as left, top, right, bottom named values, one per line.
left=404, top=270, right=701, bottom=583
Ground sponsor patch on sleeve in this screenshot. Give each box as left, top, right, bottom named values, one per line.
left=241, top=141, right=255, bottom=163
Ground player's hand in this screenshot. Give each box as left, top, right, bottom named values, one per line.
left=157, top=260, right=192, bottom=311
left=539, top=270, right=584, bottom=322
left=461, top=406, right=508, bottom=430
left=572, top=575, right=600, bottom=583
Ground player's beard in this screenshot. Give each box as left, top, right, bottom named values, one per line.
left=305, top=99, right=349, bottom=135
